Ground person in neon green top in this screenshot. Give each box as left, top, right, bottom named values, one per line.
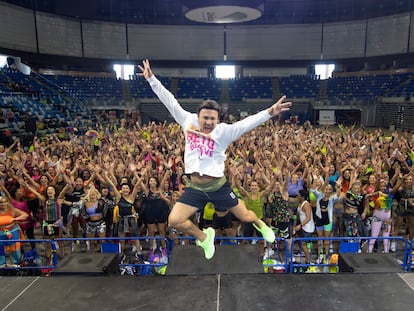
left=235, top=178, right=275, bottom=255
left=200, top=202, right=215, bottom=229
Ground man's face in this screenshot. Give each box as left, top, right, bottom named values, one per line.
left=198, top=109, right=219, bottom=134
left=75, top=178, right=84, bottom=189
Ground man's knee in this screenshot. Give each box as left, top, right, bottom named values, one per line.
left=168, top=213, right=183, bottom=229
left=168, top=203, right=198, bottom=229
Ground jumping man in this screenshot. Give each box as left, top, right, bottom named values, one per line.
left=138, top=59, right=292, bottom=259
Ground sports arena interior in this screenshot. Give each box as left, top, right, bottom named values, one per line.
left=1, top=1, right=414, bottom=310
left=1, top=0, right=414, bottom=141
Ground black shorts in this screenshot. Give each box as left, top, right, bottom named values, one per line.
left=177, top=181, right=238, bottom=212
left=231, top=213, right=240, bottom=222
left=297, top=229, right=313, bottom=239
left=145, top=206, right=169, bottom=224
left=314, top=215, right=324, bottom=227
left=200, top=218, right=213, bottom=229
left=275, top=221, right=290, bottom=239
left=243, top=222, right=262, bottom=238
left=212, top=212, right=232, bottom=230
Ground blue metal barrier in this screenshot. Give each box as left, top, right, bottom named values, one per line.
left=55, top=236, right=170, bottom=275
left=1, top=236, right=412, bottom=275
left=262, top=237, right=290, bottom=273
left=170, top=235, right=196, bottom=248
left=0, top=239, right=57, bottom=274
left=408, top=240, right=414, bottom=272
left=290, top=236, right=410, bottom=273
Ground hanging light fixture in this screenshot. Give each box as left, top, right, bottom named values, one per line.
left=183, top=0, right=264, bottom=24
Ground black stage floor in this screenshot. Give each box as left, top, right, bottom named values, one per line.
left=1, top=245, right=414, bottom=310
left=167, top=244, right=264, bottom=275
left=1, top=273, right=413, bottom=311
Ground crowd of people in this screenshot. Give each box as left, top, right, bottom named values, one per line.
left=1, top=72, right=414, bottom=267
left=0, top=117, right=413, bottom=266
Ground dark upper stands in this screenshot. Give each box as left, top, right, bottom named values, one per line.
left=279, top=75, right=321, bottom=99
left=177, top=78, right=221, bottom=101
left=326, top=73, right=413, bottom=100
left=129, top=75, right=171, bottom=100
left=0, top=69, right=92, bottom=136
left=47, top=74, right=123, bottom=102
left=2, top=67, right=414, bottom=133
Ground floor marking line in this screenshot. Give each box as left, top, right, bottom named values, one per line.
left=216, top=274, right=221, bottom=311
left=1, top=277, right=40, bottom=311
left=398, top=273, right=414, bottom=292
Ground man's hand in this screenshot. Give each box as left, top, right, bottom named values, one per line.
left=267, top=95, right=292, bottom=117
left=138, top=59, right=153, bottom=80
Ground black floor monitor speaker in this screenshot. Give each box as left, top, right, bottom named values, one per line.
left=338, top=253, right=402, bottom=273
left=52, top=253, right=120, bottom=276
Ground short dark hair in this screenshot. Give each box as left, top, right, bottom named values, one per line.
left=198, top=100, right=221, bottom=114
left=100, top=184, right=110, bottom=190
left=298, top=189, right=309, bottom=200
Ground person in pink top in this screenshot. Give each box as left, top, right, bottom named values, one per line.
left=0, top=184, right=35, bottom=249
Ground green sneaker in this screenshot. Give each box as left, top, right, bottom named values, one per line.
left=196, top=227, right=215, bottom=260
left=253, top=220, right=275, bottom=243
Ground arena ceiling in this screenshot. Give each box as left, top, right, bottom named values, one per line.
left=1, top=0, right=414, bottom=71
left=3, top=0, right=413, bottom=25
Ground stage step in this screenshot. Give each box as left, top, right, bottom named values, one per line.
left=166, top=244, right=264, bottom=276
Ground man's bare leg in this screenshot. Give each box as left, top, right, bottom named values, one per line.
left=168, top=202, right=206, bottom=241
left=230, top=201, right=275, bottom=243
left=168, top=202, right=216, bottom=259
left=229, top=201, right=262, bottom=227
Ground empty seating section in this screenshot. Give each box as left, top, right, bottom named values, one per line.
left=326, top=73, right=412, bottom=99
left=48, top=74, right=123, bottom=102
left=3, top=68, right=56, bottom=97
left=279, top=75, right=321, bottom=99
left=130, top=76, right=171, bottom=99
left=387, top=73, right=414, bottom=97
left=176, top=78, right=220, bottom=101
left=1, top=69, right=71, bottom=121
left=0, top=69, right=94, bottom=135
left=229, top=77, right=272, bottom=101
left=3, top=67, right=414, bottom=135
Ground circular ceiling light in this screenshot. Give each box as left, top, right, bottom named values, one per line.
left=184, top=3, right=263, bottom=24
